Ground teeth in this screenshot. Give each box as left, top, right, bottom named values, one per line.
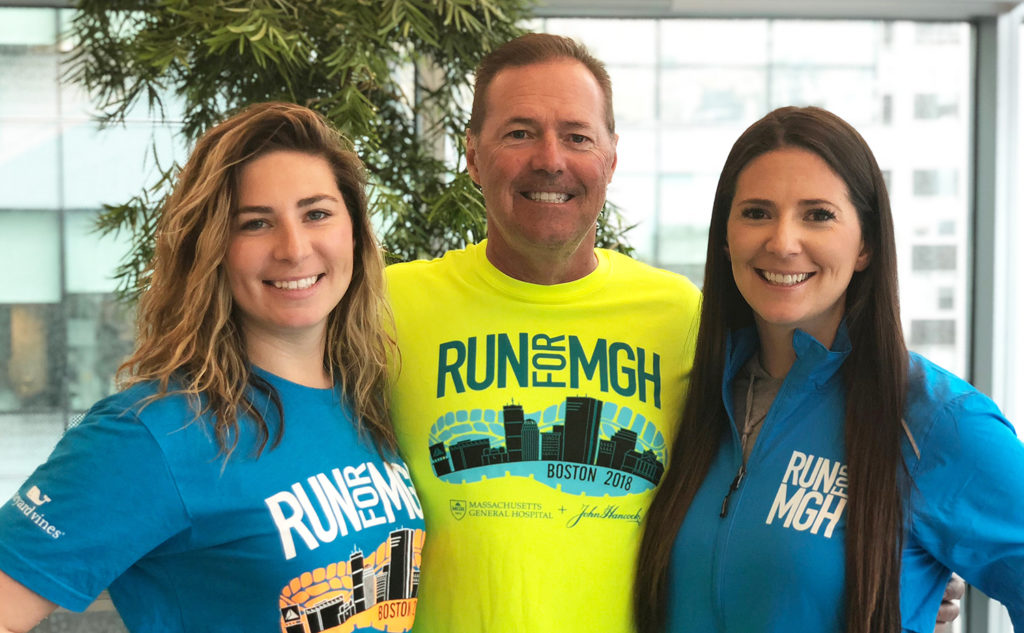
left=762, top=271, right=811, bottom=286
left=272, top=275, right=318, bottom=290
left=525, top=192, right=570, bottom=203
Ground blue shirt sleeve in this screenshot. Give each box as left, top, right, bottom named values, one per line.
left=908, top=388, right=1024, bottom=630
left=0, top=396, right=190, bottom=611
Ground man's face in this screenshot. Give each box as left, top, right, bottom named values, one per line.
left=467, top=59, right=618, bottom=281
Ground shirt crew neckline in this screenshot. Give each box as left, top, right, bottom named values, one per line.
left=469, top=239, right=613, bottom=304
left=251, top=365, right=340, bottom=400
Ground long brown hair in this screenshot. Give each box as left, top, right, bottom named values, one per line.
left=634, top=106, right=908, bottom=633
left=119, top=102, right=397, bottom=458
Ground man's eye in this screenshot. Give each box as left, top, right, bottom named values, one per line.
left=509, top=130, right=528, bottom=139
left=569, top=133, right=589, bottom=144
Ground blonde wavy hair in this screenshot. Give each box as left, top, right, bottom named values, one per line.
left=119, top=102, right=397, bottom=457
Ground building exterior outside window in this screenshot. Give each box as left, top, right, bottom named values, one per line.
left=0, top=8, right=185, bottom=505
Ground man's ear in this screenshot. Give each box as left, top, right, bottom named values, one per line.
left=466, top=128, right=481, bottom=185
left=608, top=132, right=619, bottom=183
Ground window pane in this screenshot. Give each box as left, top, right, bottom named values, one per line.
left=66, top=293, right=134, bottom=411
left=0, top=304, right=62, bottom=412
left=615, top=125, right=657, bottom=174
left=546, top=18, right=656, bottom=65
left=0, top=37, right=59, bottom=119
left=914, top=93, right=959, bottom=120
left=62, top=121, right=186, bottom=209
left=1015, top=21, right=1024, bottom=430
left=913, top=169, right=959, bottom=196
left=607, top=174, right=656, bottom=261
left=660, top=68, right=766, bottom=125
left=660, top=20, right=768, bottom=65
left=657, top=173, right=715, bottom=284
left=609, top=67, right=657, bottom=124
left=769, top=68, right=883, bottom=126
left=64, top=209, right=134, bottom=294
left=0, top=124, right=61, bottom=208
left=770, top=21, right=880, bottom=64
left=0, top=412, right=65, bottom=502
left=910, top=319, right=956, bottom=345
left=0, top=210, right=61, bottom=303
left=912, top=245, right=957, bottom=271
left=0, top=8, right=56, bottom=46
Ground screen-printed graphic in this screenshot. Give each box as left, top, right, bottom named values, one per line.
left=279, top=527, right=425, bottom=633
left=427, top=396, right=666, bottom=496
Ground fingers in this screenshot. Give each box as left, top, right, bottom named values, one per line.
left=944, top=574, right=966, bottom=601
left=935, top=573, right=966, bottom=626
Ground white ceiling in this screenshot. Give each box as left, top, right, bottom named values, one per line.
left=536, top=0, right=1024, bottom=21
left=2, top=0, right=1021, bottom=20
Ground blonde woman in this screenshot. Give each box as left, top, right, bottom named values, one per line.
left=0, top=103, right=424, bottom=633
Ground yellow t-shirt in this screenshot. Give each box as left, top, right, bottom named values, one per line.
left=386, top=241, right=701, bottom=633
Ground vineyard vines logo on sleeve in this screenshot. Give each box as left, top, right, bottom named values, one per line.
left=10, top=487, right=63, bottom=539
left=765, top=450, right=848, bottom=538
left=25, top=486, right=51, bottom=505
left=265, top=461, right=423, bottom=560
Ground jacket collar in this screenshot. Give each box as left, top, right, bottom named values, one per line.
left=724, top=322, right=852, bottom=395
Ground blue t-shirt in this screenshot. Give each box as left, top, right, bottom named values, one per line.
left=0, top=369, right=425, bottom=633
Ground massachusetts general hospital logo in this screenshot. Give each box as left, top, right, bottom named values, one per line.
left=450, top=500, right=467, bottom=520
left=427, top=396, right=666, bottom=497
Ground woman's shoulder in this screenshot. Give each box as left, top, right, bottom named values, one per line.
left=903, top=352, right=1017, bottom=462
left=84, top=379, right=201, bottom=431
left=905, top=353, right=1003, bottom=419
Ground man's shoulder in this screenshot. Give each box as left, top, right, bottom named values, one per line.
left=599, top=248, right=701, bottom=296
left=386, top=244, right=475, bottom=286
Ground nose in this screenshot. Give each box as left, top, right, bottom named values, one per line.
left=529, top=133, right=566, bottom=175
left=274, top=220, right=311, bottom=263
left=765, top=218, right=801, bottom=256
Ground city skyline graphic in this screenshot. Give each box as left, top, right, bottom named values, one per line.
left=279, top=527, right=425, bottom=633
left=427, top=395, right=666, bottom=497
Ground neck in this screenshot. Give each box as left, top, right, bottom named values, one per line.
left=754, top=319, right=843, bottom=379
left=485, top=239, right=599, bottom=285
left=246, top=330, right=331, bottom=388
left=755, top=326, right=797, bottom=379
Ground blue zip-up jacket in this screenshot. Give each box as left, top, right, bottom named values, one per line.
left=666, top=325, right=1024, bottom=632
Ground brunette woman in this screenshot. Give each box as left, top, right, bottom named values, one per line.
left=635, top=106, right=1024, bottom=632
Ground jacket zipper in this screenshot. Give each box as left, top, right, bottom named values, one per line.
left=719, top=463, right=747, bottom=518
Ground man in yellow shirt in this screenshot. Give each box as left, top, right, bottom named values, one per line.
left=386, top=33, right=700, bottom=633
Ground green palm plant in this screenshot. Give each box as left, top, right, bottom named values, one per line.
left=67, top=0, right=634, bottom=300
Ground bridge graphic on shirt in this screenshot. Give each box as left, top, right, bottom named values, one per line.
left=279, top=527, right=425, bottom=633
left=427, top=395, right=666, bottom=496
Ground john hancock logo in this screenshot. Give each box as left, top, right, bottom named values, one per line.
left=450, top=499, right=467, bottom=520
